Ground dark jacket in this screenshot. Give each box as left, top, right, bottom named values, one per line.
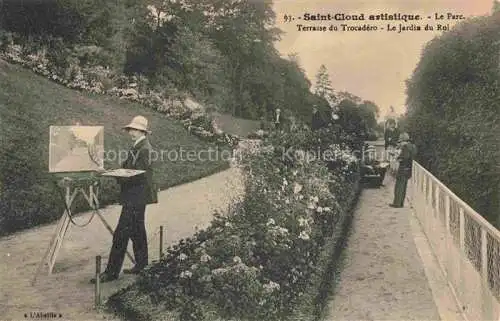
left=118, top=137, right=158, bottom=205
left=311, top=111, right=325, bottom=131
left=384, top=127, right=400, bottom=148
left=396, top=141, right=417, bottom=178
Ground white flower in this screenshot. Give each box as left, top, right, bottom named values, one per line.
left=200, top=253, right=211, bottom=263
left=200, top=275, right=212, bottom=282
left=191, top=264, right=198, bottom=270
left=277, top=227, right=289, bottom=234
left=263, top=281, right=280, bottom=293
left=292, top=170, right=298, bottom=176
left=180, top=270, right=192, bottom=278
left=266, top=218, right=275, bottom=226
left=178, top=253, right=188, bottom=261
left=225, top=221, right=233, bottom=227
left=283, top=178, right=288, bottom=186
left=310, top=196, right=319, bottom=203
left=323, top=207, right=331, bottom=212
left=298, top=217, right=308, bottom=227
left=298, top=195, right=304, bottom=200
left=285, top=199, right=290, bottom=204
left=293, top=183, right=303, bottom=194
left=233, top=256, right=242, bottom=264
left=211, top=268, right=227, bottom=275
left=316, top=206, right=323, bottom=213
left=307, top=202, right=316, bottom=209
left=299, top=231, right=310, bottom=240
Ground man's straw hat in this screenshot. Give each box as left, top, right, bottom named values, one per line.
left=123, top=115, right=151, bottom=134
left=399, top=132, right=410, bottom=142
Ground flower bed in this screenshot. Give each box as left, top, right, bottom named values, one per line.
left=0, top=31, right=239, bottom=148
left=106, top=128, right=360, bottom=321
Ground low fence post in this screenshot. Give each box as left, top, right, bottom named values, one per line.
left=459, top=208, right=465, bottom=252
left=427, top=177, right=433, bottom=218
left=481, top=228, right=488, bottom=283
left=434, top=183, right=439, bottom=217
left=159, top=226, right=164, bottom=260
left=95, top=255, right=101, bottom=308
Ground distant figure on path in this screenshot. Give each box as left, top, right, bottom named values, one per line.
left=311, top=106, right=325, bottom=131
left=274, top=108, right=281, bottom=131
left=390, top=132, right=417, bottom=208
left=91, top=115, right=158, bottom=283
left=384, top=118, right=399, bottom=150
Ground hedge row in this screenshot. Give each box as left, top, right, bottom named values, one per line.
left=405, top=13, right=500, bottom=225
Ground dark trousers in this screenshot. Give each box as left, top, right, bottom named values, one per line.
left=105, top=204, right=148, bottom=276
left=393, top=174, right=409, bottom=207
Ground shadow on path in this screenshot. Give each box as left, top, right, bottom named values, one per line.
left=0, top=168, right=244, bottom=321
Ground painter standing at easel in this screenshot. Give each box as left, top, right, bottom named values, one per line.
left=91, top=115, right=158, bottom=283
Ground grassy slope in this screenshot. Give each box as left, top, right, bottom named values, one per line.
left=0, top=59, right=229, bottom=236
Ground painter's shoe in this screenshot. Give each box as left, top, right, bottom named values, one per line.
left=90, top=272, right=118, bottom=284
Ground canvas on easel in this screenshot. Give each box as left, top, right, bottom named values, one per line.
left=49, top=126, right=105, bottom=173
left=33, top=126, right=142, bottom=285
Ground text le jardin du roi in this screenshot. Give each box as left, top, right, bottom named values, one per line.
left=283, top=12, right=466, bottom=32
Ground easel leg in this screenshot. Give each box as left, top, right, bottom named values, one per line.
left=47, top=211, right=71, bottom=274
left=32, top=186, right=77, bottom=284
left=32, top=209, right=71, bottom=284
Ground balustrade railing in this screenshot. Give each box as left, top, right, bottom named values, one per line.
left=410, top=161, right=500, bottom=321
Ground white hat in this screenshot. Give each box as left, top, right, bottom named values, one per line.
left=123, top=115, right=151, bottom=134
left=399, top=132, right=410, bottom=142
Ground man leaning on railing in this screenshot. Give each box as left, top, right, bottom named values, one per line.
left=389, top=132, right=417, bottom=208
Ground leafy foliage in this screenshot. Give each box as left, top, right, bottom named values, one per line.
left=0, top=0, right=321, bottom=123
left=107, top=125, right=360, bottom=321
left=0, top=61, right=229, bottom=236
left=406, top=14, right=500, bottom=225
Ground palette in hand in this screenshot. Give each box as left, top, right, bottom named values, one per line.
left=100, top=169, right=146, bottom=177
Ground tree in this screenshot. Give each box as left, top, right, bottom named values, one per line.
left=406, top=13, right=500, bottom=226
left=358, top=100, right=380, bottom=137
left=335, top=91, right=362, bottom=105
left=493, top=0, right=500, bottom=14
left=314, top=64, right=335, bottom=107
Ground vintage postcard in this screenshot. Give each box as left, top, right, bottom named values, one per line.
left=0, top=1, right=498, bottom=320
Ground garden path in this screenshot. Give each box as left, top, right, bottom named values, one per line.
left=0, top=167, right=244, bottom=321
left=324, top=176, right=463, bottom=321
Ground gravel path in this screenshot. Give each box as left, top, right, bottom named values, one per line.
left=0, top=167, right=244, bottom=321
left=0, top=138, right=448, bottom=321
left=325, top=178, right=442, bottom=321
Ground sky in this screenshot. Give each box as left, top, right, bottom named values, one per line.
left=272, top=0, right=493, bottom=118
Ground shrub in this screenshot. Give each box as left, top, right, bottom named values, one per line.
left=107, top=126, right=359, bottom=320
left=406, top=14, right=500, bottom=225
left=0, top=32, right=238, bottom=146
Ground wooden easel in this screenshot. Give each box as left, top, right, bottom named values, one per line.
left=32, top=176, right=135, bottom=285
